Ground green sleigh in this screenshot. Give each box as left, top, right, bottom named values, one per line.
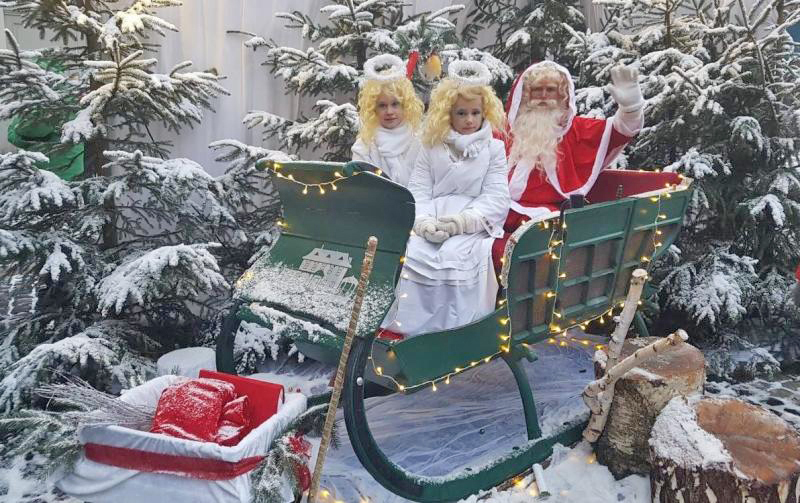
left=216, top=160, right=692, bottom=502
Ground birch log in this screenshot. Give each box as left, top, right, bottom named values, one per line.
left=593, top=333, right=706, bottom=478
left=581, top=269, right=648, bottom=446
left=650, top=395, right=800, bottom=503
left=606, top=269, right=648, bottom=369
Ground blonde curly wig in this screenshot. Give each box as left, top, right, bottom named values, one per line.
left=421, top=78, right=506, bottom=147
left=356, top=79, right=424, bottom=145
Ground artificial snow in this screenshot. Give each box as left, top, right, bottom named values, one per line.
left=458, top=442, right=650, bottom=503
left=309, top=342, right=595, bottom=502
left=649, top=396, right=732, bottom=468
left=238, top=262, right=394, bottom=335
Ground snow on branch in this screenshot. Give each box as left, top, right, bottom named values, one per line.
left=0, top=152, right=79, bottom=222
left=210, top=139, right=294, bottom=174
left=0, top=35, right=68, bottom=121
left=115, top=0, right=181, bottom=36
left=284, top=100, right=359, bottom=159
left=663, top=148, right=730, bottom=179
left=95, top=244, right=229, bottom=316
left=0, top=322, right=156, bottom=413
left=266, top=45, right=359, bottom=96
left=0, top=229, right=36, bottom=260
left=660, top=247, right=759, bottom=329
left=743, top=193, right=788, bottom=228
left=63, top=50, right=227, bottom=145
left=439, top=48, right=514, bottom=85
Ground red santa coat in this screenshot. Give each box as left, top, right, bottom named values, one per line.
left=492, top=62, right=639, bottom=269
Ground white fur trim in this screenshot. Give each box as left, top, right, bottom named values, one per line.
left=510, top=118, right=616, bottom=201
left=447, top=60, right=492, bottom=86
left=364, top=54, right=406, bottom=82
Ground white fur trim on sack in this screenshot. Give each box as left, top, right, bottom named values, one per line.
left=364, top=54, right=406, bottom=82
left=447, top=60, right=492, bottom=86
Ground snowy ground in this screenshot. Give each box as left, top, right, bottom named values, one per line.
left=258, top=340, right=651, bottom=503
left=3, top=336, right=799, bottom=503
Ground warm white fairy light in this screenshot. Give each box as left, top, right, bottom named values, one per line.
left=261, top=159, right=381, bottom=196
left=365, top=178, right=686, bottom=393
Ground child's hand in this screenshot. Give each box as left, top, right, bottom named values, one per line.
left=436, top=217, right=460, bottom=236
left=437, top=211, right=482, bottom=235
left=413, top=217, right=450, bottom=243
left=424, top=229, right=450, bottom=243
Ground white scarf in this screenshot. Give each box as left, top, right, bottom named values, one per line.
left=444, top=120, right=492, bottom=160
left=374, top=123, right=414, bottom=159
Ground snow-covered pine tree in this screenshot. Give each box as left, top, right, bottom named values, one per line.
left=463, top=0, right=586, bottom=74
left=236, top=1, right=512, bottom=161
left=0, top=1, right=288, bottom=412
left=562, top=0, right=800, bottom=352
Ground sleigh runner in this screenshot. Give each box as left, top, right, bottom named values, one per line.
left=216, top=159, right=692, bottom=502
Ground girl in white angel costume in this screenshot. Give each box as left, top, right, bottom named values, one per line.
left=379, top=60, right=510, bottom=339
left=351, top=54, right=425, bottom=187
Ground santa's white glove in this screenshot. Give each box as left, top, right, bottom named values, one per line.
left=606, top=65, right=643, bottom=113
left=437, top=210, right=484, bottom=236
left=414, top=217, right=450, bottom=243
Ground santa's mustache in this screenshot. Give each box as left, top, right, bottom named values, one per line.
left=526, top=98, right=561, bottom=109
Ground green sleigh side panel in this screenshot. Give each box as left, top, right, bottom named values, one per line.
left=233, top=162, right=415, bottom=361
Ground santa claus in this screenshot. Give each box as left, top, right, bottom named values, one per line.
left=492, top=61, right=645, bottom=267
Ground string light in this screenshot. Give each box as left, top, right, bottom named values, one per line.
left=259, top=159, right=381, bottom=196
left=366, top=177, right=686, bottom=393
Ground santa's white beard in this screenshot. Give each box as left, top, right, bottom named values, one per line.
left=509, top=105, right=565, bottom=170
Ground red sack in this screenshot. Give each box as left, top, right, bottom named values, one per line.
left=150, top=378, right=236, bottom=442
left=199, top=370, right=285, bottom=427
left=215, top=396, right=251, bottom=446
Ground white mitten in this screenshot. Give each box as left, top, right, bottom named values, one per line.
left=414, top=217, right=450, bottom=243
left=413, top=217, right=436, bottom=237
left=605, top=65, right=643, bottom=113
left=437, top=210, right=483, bottom=236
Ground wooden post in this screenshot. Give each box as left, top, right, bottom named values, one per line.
left=306, top=236, right=378, bottom=503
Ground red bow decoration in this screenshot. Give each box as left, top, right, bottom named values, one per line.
left=406, top=50, right=420, bottom=79
left=286, top=432, right=312, bottom=492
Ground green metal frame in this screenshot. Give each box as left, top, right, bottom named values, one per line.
left=215, top=161, right=693, bottom=502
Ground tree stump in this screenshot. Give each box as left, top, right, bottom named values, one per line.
left=594, top=336, right=705, bottom=478
left=650, top=395, right=800, bottom=502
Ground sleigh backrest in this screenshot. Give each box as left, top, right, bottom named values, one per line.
left=504, top=170, right=691, bottom=345
left=233, top=161, right=414, bottom=341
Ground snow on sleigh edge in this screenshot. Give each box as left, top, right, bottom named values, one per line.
left=56, top=375, right=308, bottom=503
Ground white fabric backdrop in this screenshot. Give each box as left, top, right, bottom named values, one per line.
left=152, top=0, right=474, bottom=176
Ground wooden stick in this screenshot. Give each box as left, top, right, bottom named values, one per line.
left=306, top=236, right=378, bottom=503
left=583, top=329, right=688, bottom=442
left=606, top=269, right=648, bottom=370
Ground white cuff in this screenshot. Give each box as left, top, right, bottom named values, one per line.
left=613, top=105, right=644, bottom=137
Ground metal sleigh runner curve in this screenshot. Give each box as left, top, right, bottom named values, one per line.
left=215, top=159, right=693, bottom=502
